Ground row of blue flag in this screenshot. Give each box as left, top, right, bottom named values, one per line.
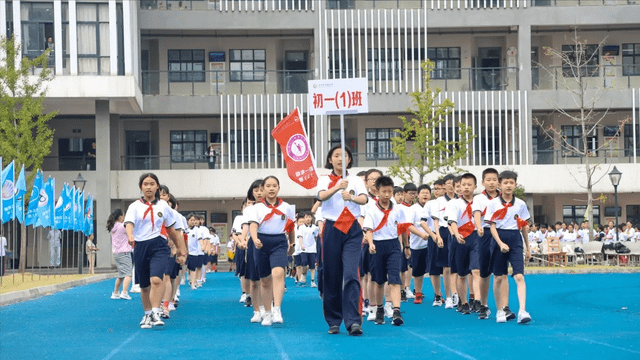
left=1, top=160, right=94, bottom=235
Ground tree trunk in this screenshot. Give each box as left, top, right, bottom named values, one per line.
left=18, top=223, right=27, bottom=273
left=586, top=164, right=594, bottom=242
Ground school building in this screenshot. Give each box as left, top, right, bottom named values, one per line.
left=4, top=0, right=640, bottom=267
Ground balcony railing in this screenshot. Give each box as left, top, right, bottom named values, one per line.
left=141, top=69, right=314, bottom=96
left=533, top=148, right=638, bottom=164
left=425, top=67, right=519, bottom=92
left=42, top=156, right=96, bottom=172
left=140, top=0, right=314, bottom=11
left=534, top=65, right=640, bottom=90
left=531, top=0, right=637, bottom=6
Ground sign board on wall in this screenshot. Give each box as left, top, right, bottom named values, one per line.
left=212, top=222, right=227, bottom=260
left=308, top=78, right=369, bottom=116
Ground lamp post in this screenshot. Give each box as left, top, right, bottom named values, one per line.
left=608, top=166, right=622, bottom=243
left=73, top=173, right=87, bottom=274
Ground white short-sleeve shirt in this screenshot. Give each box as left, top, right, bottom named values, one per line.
left=302, top=224, right=319, bottom=253
left=124, top=198, right=176, bottom=242
left=293, top=226, right=304, bottom=255
left=210, top=234, right=220, bottom=246
left=472, top=191, right=500, bottom=229
left=445, top=198, right=476, bottom=234
left=246, top=199, right=295, bottom=235
left=363, top=201, right=411, bottom=241
left=483, top=197, right=530, bottom=230
left=232, top=215, right=246, bottom=234
left=317, top=174, right=368, bottom=221
left=409, top=203, right=429, bottom=249
left=187, top=227, right=202, bottom=255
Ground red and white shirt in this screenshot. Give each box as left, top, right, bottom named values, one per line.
left=363, top=201, right=412, bottom=241
left=316, top=173, right=368, bottom=221
left=445, top=197, right=476, bottom=238
left=124, top=198, right=176, bottom=242
left=432, top=194, right=455, bottom=228
left=472, top=190, right=500, bottom=229
left=484, top=197, right=530, bottom=230
left=246, top=198, right=295, bottom=235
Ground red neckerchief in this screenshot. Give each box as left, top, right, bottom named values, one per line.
left=368, top=193, right=379, bottom=202
left=458, top=197, right=475, bottom=238
left=141, top=198, right=157, bottom=231
left=260, top=198, right=284, bottom=224
left=481, top=191, right=499, bottom=216
left=462, top=197, right=473, bottom=221
left=489, top=197, right=515, bottom=222
left=401, top=202, right=412, bottom=207
left=372, top=201, right=393, bottom=233
left=328, top=171, right=346, bottom=189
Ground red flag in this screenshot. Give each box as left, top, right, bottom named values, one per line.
left=334, top=207, right=356, bottom=234
left=271, top=109, right=318, bottom=189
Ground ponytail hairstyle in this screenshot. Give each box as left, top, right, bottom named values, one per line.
left=167, top=194, right=177, bottom=209
left=106, top=209, right=124, bottom=232
left=138, top=173, right=161, bottom=200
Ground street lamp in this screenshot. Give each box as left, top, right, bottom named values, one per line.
left=73, top=173, right=87, bottom=274
left=608, top=166, right=622, bottom=243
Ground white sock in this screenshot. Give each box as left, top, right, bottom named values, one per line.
left=144, top=310, right=152, bottom=315
left=151, top=307, right=161, bottom=313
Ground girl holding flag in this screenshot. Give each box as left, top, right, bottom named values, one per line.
left=316, top=145, right=368, bottom=336
left=124, top=173, right=187, bottom=329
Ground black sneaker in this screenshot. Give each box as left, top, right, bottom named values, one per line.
left=456, top=302, right=463, bottom=312
left=375, top=307, right=385, bottom=325
left=471, top=299, right=481, bottom=313
left=244, top=295, right=252, bottom=308
left=478, top=305, right=490, bottom=320
left=460, top=303, right=471, bottom=315
left=348, top=323, right=363, bottom=336
left=392, top=309, right=404, bottom=326
left=503, top=306, right=516, bottom=321
left=401, top=290, right=407, bottom=302
left=328, top=325, right=340, bottom=334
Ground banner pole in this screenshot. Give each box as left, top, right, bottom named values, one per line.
left=340, top=113, right=346, bottom=179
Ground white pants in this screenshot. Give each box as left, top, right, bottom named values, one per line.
left=50, top=242, right=61, bottom=267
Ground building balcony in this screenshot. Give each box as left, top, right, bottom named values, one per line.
left=533, top=148, right=638, bottom=165
left=534, top=65, right=640, bottom=91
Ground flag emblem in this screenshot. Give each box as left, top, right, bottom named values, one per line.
left=2, top=180, right=13, bottom=200
left=286, top=134, right=309, bottom=162
left=157, top=212, right=163, bottom=218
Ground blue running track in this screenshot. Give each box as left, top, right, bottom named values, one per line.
left=1, top=273, right=639, bottom=359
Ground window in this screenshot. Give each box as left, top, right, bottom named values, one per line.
left=229, top=49, right=265, bottom=82
left=367, top=49, right=403, bottom=81
left=563, top=205, right=600, bottom=226
left=170, top=130, right=207, bottom=162
left=561, top=125, right=598, bottom=157
left=622, top=44, right=640, bottom=76
left=229, top=129, right=269, bottom=163
left=627, top=205, right=640, bottom=225
left=5, top=1, right=13, bottom=39
left=624, top=124, right=639, bottom=157
left=427, top=47, right=461, bottom=79
left=77, top=3, right=110, bottom=75
left=533, top=126, right=553, bottom=164
left=326, top=0, right=354, bottom=9
left=168, top=50, right=205, bottom=82
left=365, top=128, right=398, bottom=160
left=561, top=44, right=599, bottom=78
left=328, top=50, right=355, bottom=79
left=20, top=2, right=54, bottom=60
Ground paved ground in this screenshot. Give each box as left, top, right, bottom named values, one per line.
left=1, top=272, right=639, bottom=359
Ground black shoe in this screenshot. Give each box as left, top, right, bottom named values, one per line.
left=400, top=290, right=407, bottom=302
left=375, top=308, right=385, bottom=325
left=328, top=325, right=340, bottom=334
left=456, top=303, right=463, bottom=312
left=460, top=303, right=471, bottom=315
left=392, top=309, right=404, bottom=326
left=244, top=295, right=252, bottom=308
left=470, top=299, right=480, bottom=313
left=348, top=323, right=363, bottom=336
left=503, top=306, right=516, bottom=321
left=478, top=305, right=490, bottom=320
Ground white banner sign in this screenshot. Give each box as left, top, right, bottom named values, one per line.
left=308, top=78, right=369, bottom=116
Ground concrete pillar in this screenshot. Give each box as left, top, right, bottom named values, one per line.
left=95, top=100, right=112, bottom=268
left=518, top=24, right=532, bottom=92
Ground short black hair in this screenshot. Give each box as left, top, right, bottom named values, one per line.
left=498, top=170, right=518, bottom=182
left=393, top=186, right=404, bottom=195
left=442, top=174, right=455, bottom=183
left=482, top=168, right=499, bottom=180
left=159, top=184, right=170, bottom=195
left=453, top=176, right=462, bottom=184
left=403, top=183, right=417, bottom=192
left=433, top=179, right=445, bottom=186
left=555, top=221, right=562, bottom=226
left=296, top=213, right=305, bottom=220
left=167, top=194, right=177, bottom=209
left=356, top=171, right=367, bottom=177
left=324, top=145, right=353, bottom=170
left=365, top=168, right=383, bottom=181
left=417, top=184, right=431, bottom=194
left=542, top=223, right=549, bottom=229
left=460, top=172, right=477, bottom=185
left=375, top=176, right=395, bottom=189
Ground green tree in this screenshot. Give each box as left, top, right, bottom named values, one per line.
left=0, top=37, right=57, bottom=273
left=388, top=60, right=475, bottom=185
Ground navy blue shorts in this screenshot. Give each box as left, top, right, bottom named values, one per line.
left=436, top=227, right=450, bottom=268
left=245, top=239, right=260, bottom=281
left=491, top=229, right=524, bottom=276
left=186, top=254, right=202, bottom=271
left=360, top=243, right=371, bottom=277
left=301, top=253, right=316, bottom=269
left=134, top=237, right=170, bottom=288
left=235, top=248, right=246, bottom=277
left=169, top=259, right=181, bottom=279
left=257, top=233, right=288, bottom=278
left=478, top=229, right=494, bottom=278
left=448, top=229, right=458, bottom=274
left=212, top=255, right=218, bottom=264
left=370, top=240, right=402, bottom=285
left=454, top=233, right=478, bottom=277
left=401, top=251, right=409, bottom=272
left=410, top=247, right=428, bottom=277
left=294, top=254, right=303, bottom=267
left=427, top=237, right=443, bottom=276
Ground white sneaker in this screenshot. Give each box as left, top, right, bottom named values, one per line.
left=517, top=310, right=531, bottom=324
left=190, top=284, right=197, bottom=290
left=272, top=307, right=283, bottom=324
left=261, top=311, right=273, bottom=326
left=250, top=311, right=262, bottom=323
left=168, top=302, right=176, bottom=311
left=452, top=293, right=459, bottom=307
left=405, top=288, right=415, bottom=299
left=311, top=282, right=317, bottom=288
left=432, top=295, right=443, bottom=307
left=119, top=292, right=132, bottom=300
left=140, top=314, right=152, bottom=329
left=239, top=293, right=247, bottom=303
left=496, top=310, right=507, bottom=323
left=110, top=293, right=120, bottom=300
left=176, top=289, right=181, bottom=297
left=384, top=302, right=393, bottom=318
left=259, top=305, right=266, bottom=320
left=367, top=310, right=376, bottom=321
left=130, top=285, right=141, bottom=293
left=180, top=277, right=185, bottom=285
left=150, top=311, right=165, bottom=326
left=444, top=297, right=454, bottom=309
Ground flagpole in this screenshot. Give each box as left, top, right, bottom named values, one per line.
left=340, top=114, right=346, bottom=179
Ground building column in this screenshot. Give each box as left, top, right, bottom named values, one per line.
left=108, top=0, right=117, bottom=75
left=53, top=0, right=63, bottom=74
left=1, top=1, right=7, bottom=39
left=518, top=24, right=532, bottom=92
left=95, top=100, right=112, bottom=268
left=69, top=0, right=78, bottom=75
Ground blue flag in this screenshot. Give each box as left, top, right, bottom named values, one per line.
left=15, top=165, right=27, bottom=223
left=36, top=177, right=54, bottom=228
left=75, top=190, right=84, bottom=232
left=1, top=161, right=15, bottom=224
left=61, top=184, right=72, bottom=230
left=25, top=171, right=43, bottom=226
left=84, top=194, right=94, bottom=236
